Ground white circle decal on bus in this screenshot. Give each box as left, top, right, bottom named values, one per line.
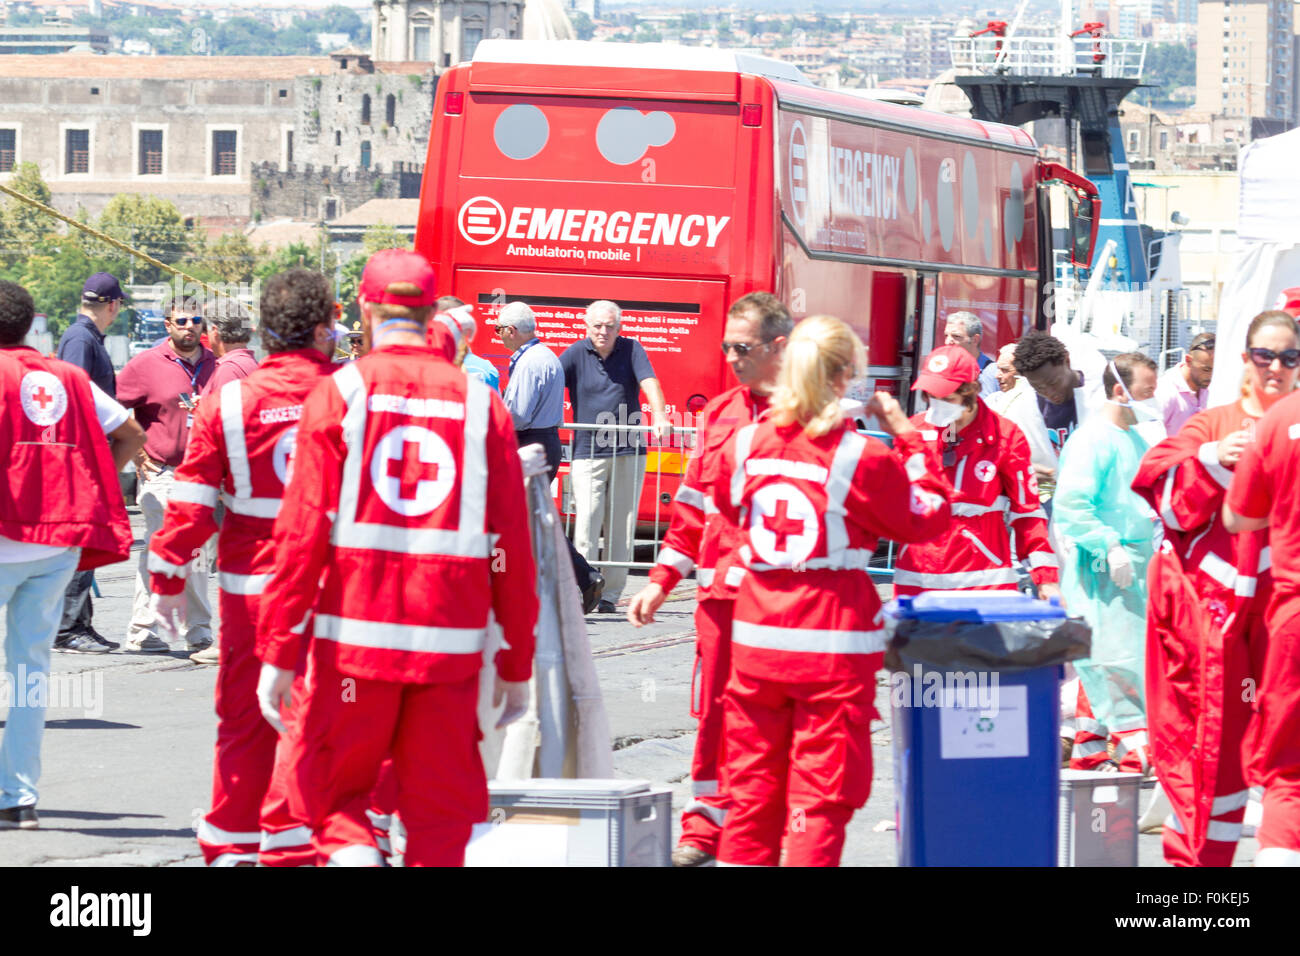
left=789, top=120, right=808, bottom=227
left=458, top=196, right=507, bottom=246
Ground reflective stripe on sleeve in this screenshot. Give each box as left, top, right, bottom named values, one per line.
left=1199, top=552, right=1256, bottom=597
left=1159, top=466, right=1185, bottom=532
left=703, top=495, right=719, bottom=515
left=1260, top=547, right=1272, bottom=573
left=674, top=484, right=706, bottom=511
left=147, top=551, right=190, bottom=578
left=219, top=571, right=272, bottom=595
left=696, top=567, right=715, bottom=587
left=1025, top=551, right=1059, bottom=569
left=222, top=493, right=282, bottom=519
left=892, top=567, right=1020, bottom=589
left=1197, top=441, right=1234, bottom=490
left=1008, top=506, right=1048, bottom=522
left=683, top=800, right=728, bottom=826
left=460, top=378, right=490, bottom=538
left=691, top=779, right=718, bottom=796
left=169, top=481, right=219, bottom=508
left=1255, top=847, right=1300, bottom=866
left=220, top=379, right=253, bottom=500
left=951, top=497, right=1009, bottom=518
left=724, top=565, right=746, bottom=588
left=823, top=429, right=867, bottom=558
left=732, top=620, right=887, bottom=655
left=314, top=613, right=487, bottom=655
left=656, top=546, right=695, bottom=576
left=210, top=852, right=260, bottom=867
left=326, top=844, right=385, bottom=867
left=960, top=528, right=1003, bottom=566
left=1071, top=738, right=1109, bottom=758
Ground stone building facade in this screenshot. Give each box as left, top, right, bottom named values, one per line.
left=372, top=0, right=525, bottom=66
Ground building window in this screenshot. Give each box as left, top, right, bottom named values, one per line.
left=286, top=130, right=293, bottom=165
left=413, top=25, right=431, bottom=60
left=65, top=128, right=90, bottom=174
left=361, top=94, right=371, bottom=125
left=335, top=129, right=342, bottom=146
left=0, top=129, right=14, bottom=173
left=462, top=27, right=482, bottom=61
left=139, top=129, right=163, bottom=175
left=325, top=199, right=337, bottom=219
left=1159, top=130, right=1168, bottom=150
left=211, top=129, right=237, bottom=176
left=1127, top=130, right=1140, bottom=153
left=361, top=140, right=371, bottom=170
left=385, top=94, right=396, bottom=126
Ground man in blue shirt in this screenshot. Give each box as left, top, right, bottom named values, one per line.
left=52, top=272, right=128, bottom=653
left=560, top=300, right=670, bottom=612
left=497, top=301, right=604, bottom=613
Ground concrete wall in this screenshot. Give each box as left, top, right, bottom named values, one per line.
left=250, top=161, right=422, bottom=221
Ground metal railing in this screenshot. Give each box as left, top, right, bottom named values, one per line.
left=948, top=35, right=1146, bottom=80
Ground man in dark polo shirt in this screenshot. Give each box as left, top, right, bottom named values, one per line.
left=117, top=297, right=215, bottom=653
left=560, top=300, right=671, bottom=612
left=52, top=272, right=128, bottom=653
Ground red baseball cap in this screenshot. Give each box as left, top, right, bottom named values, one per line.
left=359, top=249, right=438, bottom=307
left=912, top=345, right=980, bottom=398
left=1274, top=287, right=1300, bottom=318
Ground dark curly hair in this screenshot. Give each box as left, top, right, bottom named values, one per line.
left=260, top=269, right=332, bottom=353
left=0, top=280, right=35, bottom=346
left=1013, top=330, right=1070, bottom=375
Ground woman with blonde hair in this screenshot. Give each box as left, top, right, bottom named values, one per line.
left=711, top=314, right=952, bottom=866
left=1134, top=309, right=1300, bottom=866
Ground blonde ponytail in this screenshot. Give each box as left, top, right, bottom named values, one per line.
left=768, top=314, right=866, bottom=437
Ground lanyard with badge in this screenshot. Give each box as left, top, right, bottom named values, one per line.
left=172, top=355, right=205, bottom=430
left=509, top=338, right=539, bottom=377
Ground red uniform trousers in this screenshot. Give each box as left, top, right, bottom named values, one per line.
left=198, top=590, right=313, bottom=866
left=258, top=672, right=315, bottom=866
left=717, top=667, right=876, bottom=867
left=1069, top=682, right=1149, bottom=773
left=289, top=651, right=487, bottom=867
left=679, top=598, right=733, bottom=854
left=1255, top=594, right=1300, bottom=862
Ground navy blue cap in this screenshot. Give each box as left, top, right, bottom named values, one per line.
left=82, top=272, right=127, bottom=303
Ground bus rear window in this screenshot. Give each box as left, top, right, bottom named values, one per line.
left=462, top=94, right=738, bottom=188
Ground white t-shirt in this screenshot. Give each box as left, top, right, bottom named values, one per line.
left=0, top=380, right=129, bottom=564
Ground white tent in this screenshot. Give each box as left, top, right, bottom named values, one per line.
left=1207, top=127, right=1300, bottom=408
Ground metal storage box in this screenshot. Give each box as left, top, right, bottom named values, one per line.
left=1059, top=769, right=1142, bottom=866
left=465, top=779, right=671, bottom=867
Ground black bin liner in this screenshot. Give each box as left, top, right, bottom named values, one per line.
left=885, top=617, right=1092, bottom=674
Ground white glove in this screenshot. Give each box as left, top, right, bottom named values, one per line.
left=493, top=676, right=530, bottom=729
left=257, top=663, right=295, bottom=734
left=1107, top=545, right=1134, bottom=589
left=149, top=592, right=186, bottom=641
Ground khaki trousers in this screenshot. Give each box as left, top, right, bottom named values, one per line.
left=569, top=453, right=645, bottom=603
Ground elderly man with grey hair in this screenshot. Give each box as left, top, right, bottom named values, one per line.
left=496, top=299, right=606, bottom=613
left=201, top=298, right=259, bottom=397
left=944, top=309, right=1000, bottom=396
left=560, top=300, right=670, bottom=613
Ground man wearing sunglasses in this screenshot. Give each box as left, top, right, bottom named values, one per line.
left=116, top=298, right=215, bottom=653
left=1154, top=332, right=1215, bottom=436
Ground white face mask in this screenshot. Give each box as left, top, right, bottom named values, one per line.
left=924, top=397, right=964, bottom=427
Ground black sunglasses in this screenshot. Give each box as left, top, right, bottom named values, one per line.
left=170, top=316, right=204, bottom=328
left=720, top=340, right=772, bottom=358
left=1249, top=347, right=1300, bottom=369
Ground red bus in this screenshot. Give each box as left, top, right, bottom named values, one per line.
left=415, top=40, right=1097, bottom=512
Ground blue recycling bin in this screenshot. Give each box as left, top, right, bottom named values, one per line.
left=886, top=592, right=1086, bottom=867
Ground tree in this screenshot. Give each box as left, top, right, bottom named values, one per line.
left=0, top=163, right=55, bottom=264
left=19, top=241, right=99, bottom=337
left=571, top=11, right=595, bottom=41
left=187, top=231, right=260, bottom=285
left=360, top=222, right=410, bottom=255
left=94, top=195, right=192, bottom=285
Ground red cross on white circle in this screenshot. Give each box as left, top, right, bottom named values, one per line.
left=749, top=482, right=818, bottom=567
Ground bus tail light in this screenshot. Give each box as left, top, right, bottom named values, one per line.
left=445, top=92, right=464, bottom=115
left=742, top=104, right=762, bottom=127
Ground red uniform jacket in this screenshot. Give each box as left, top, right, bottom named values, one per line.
left=1132, top=400, right=1268, bottom=853
left=649, top=384, right=768, bottom=600
left=148, top=348, right=335, bottom=596
left=715, top=418, right=952, bottom=684
left=894, top=399, right=1057, bottom=594
left=257, top=343, right=537, bottom=685
left=0, top=347, right=132, bottom=571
